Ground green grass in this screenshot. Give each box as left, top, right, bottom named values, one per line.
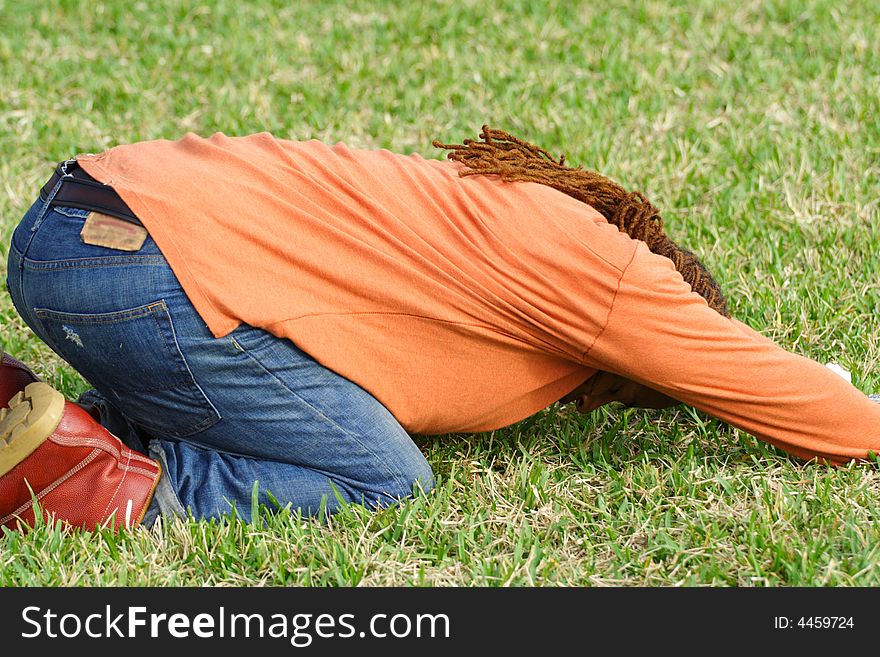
left=1, top=0, right=879, bottom=586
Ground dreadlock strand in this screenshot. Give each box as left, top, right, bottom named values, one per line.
left=433, top=126, right=731, bottom=318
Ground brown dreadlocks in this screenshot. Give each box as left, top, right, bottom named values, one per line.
left=433, top=125, right=730, bottom=317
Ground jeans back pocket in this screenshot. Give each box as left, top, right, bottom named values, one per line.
left=34, top=300, right=220, bottom=438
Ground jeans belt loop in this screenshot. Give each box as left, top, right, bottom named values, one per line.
left=30, top=173, right=67, bottom=234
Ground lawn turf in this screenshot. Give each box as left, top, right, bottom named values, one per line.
left=1, top=0, right=879, bottom=586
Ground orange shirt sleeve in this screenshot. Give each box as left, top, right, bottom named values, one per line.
left=583, top=242, right=880, bottom=464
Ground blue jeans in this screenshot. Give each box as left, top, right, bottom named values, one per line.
left=6, top=186, right=434, bottom=523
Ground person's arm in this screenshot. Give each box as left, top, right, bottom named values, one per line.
left=582, top=242, right=880, bottom=465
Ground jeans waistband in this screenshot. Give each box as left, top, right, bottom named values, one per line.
left=39, top=160, right=143, bottom=227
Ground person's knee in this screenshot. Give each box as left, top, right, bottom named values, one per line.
left=376, top=456, right=435, bottom=506
left=409, top=457, right=435, bottom=495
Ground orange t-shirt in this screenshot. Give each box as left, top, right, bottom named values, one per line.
left=77, top=132, right=880, bottom=463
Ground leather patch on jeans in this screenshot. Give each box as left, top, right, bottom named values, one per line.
left=80, top=212, right=148, bottom=251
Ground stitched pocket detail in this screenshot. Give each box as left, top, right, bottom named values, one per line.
left=34, top=301, right=220, bottom=437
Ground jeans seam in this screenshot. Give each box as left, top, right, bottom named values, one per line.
left=52, top=206, right=90, bottom=218
left=27, top=176, right=64, bottom=239
left=22, top=256, right=166, bottom=270
left=229, top=335, right=412, bottom=494
left=35, top=301, right=169, bottom=325
left=130, top=409, right=220, bottom=439
left=160, top=300, right=222, bottom=433
left=148, top=442, right=187, bottom=519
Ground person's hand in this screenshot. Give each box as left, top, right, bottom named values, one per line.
left=559, top=371, right=680, bottom=413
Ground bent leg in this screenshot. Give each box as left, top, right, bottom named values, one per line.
left=149, top=321, right=436, bottom=521
left=583, top=242, right=880, bottom=464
